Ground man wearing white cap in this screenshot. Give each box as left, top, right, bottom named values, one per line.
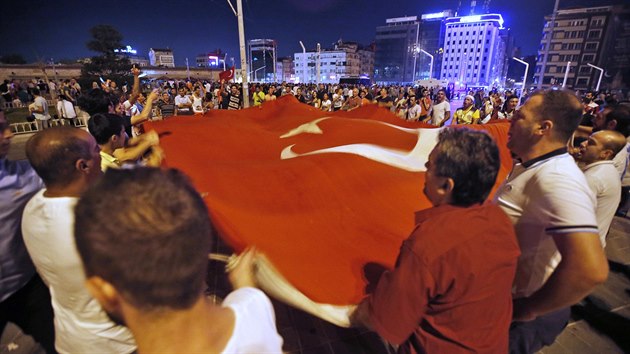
left=453, top=95, right=480, bottom=124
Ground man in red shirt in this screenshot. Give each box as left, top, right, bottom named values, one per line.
left=351, top=127, right=520, bottom=354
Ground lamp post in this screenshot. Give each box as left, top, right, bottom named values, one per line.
left=226, top=0, right=249, bottom=107
left=586, top=63, right=604, bottom=92
left=538, top=0, right=561, bottom=89
left=299, top=41, right=306, bottom=83
left=419, top=49, right=434, bottom=80
left=316, top=43, right=321, bottom=85
left=512, top=57, right=529, bottom=105
left=562, top=61, right=571, bottom=88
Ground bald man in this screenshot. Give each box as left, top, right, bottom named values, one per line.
left=22, top=127, right=136, bottom=353
left=575, top=130, right=627, bottom=247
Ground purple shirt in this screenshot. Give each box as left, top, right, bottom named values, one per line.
left=0, top=158, right=43, bottom=301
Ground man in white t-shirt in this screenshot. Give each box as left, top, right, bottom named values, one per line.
left=22, top=126, right=136, bottom=354
left=175, top=88, right=193, bottom=115
left=494, top=90, right=608, bottom=354
left=574, top=130, right=626, bottom=246
left=30, top=88, right=51, bottom=130
left=74, top=168, right=283, bottom=354
left=428, top=89, right=451, bottom=126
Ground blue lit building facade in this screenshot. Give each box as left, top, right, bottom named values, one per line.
left=440, top=14, right=507, bottom=88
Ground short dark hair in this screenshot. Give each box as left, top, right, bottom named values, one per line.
left=433, top=127, right=500, bottom=206
left=529, top=89, right=582, bottom=142
left=77, top=88, right=114, bottom=116
left=26, top=126, right=91, bottom=188
left=32, top=88, right=40, bottom=96
left=606, top=105, right=630, bottom=137
left=88, top=113, right=124, bottom=145
left=74, top=168, right=213, bottom=311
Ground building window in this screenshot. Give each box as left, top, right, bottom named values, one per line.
left=582, top=54, right=595, bottom=62
left=585, top=42, right=597, bottom=51
left=588, top=30, right=601, bottom=39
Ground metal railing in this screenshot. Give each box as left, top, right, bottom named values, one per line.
left=10, top=118, right=87, bottom=135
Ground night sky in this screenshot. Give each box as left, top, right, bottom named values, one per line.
left=0, top=0, right=619, bottom=67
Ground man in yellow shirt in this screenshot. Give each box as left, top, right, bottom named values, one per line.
left=454, top=95, right=480, bottom=124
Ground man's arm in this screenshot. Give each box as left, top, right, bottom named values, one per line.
left=349, top=241, right=429, bottom=345
left=112, top=130, right=159, bottom=162
left=130, top=91, right=158, bottom=126
left=513, top=231, right=608, bottom=321
left=128, top=66, right=141, bottom=105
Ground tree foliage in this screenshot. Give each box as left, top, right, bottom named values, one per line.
left=81, top=25, right=131, bottom=82
left=0, top=54, right=27, bottom=64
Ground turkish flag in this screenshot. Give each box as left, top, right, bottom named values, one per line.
left=219, top=66, right=235, bottom=81
left=146, top=97, right=511, bottom=306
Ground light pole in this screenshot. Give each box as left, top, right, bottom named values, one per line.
left=538, top=0, right=561, bottom=89
left=562, top=61, right=571, bottom=88
left=226, top=0, right=249, bottom=107
left=512, top=57, right=529, bottom=105
left=586, top=63, right=604, bottom=92
left=249, top=66, right=266, bottom=82
left=299, top=41, right=306, bottom=83
left=419, top=49, right=434, bottom=80
left=316, top=43, right=321, bottom=85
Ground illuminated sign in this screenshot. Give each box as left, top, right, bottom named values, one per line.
left=386, top=16, right=418, bottom=24
left=114, top=45, right=137, bottom=54
left=461, top=15, right=482, bottom=23
left=208, top=55, right=219, bottom=66
left=421, top=11, right=451, bottom=20
left=445, top=14, right=504, bottom=28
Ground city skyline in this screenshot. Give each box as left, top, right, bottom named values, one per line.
left=0, top=0, right=619, bottom=67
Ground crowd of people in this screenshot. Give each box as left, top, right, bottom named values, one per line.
left=2, top=64, right=630, bottom=354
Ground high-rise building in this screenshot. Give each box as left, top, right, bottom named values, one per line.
left=248, top=39, right=277, bottom=82
left=440, top=13, right=507, bottom=88
left=418, top=11, right=453, bottom=80
left=275, top=57, right=294, bottom=83
left=148, top=48, right=175, bottom=68
left=534, top=5, right=630, bottom=90
left=196, top=50, right=227, bottom=69
left=374, top=16, right=420, bottom=84
left=294, top=41, right=361, bottom=84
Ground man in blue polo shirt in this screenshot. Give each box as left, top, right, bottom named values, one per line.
left=0, top=109, right=55, bottom=353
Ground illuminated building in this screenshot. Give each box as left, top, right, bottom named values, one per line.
left=114, top=45, right=149, bottom=67
left=534, top=5, right=630, bottom=90
left=195, top=50, right=227, bottom=69
left=248, top=39, right=277, bottom=82
left=293, top=40, right=365, bottom=84
left=374, top=16, right=420, bottom=84
left=440, top=13, right=507, bottom=88
left=418, top=11, right=453, bottom=80
left=148, top=48, right=175, bottom=68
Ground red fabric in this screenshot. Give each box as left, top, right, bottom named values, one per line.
left=219, top=66, right=235, bottom=81
left=367, top=204, right=520, bottom=353
left=145, top=97, right=512, bottom=305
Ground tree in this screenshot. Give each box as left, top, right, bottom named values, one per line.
left=81, top=25, right=131, bottom=83
left=0, top=54, right=27, bottom=64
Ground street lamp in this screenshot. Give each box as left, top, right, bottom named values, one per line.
left=226, top=0, right=249, bottom=107
left=419, top=49, right=434, bottom=80
left=562, top=61, right=571, bottom=88
left=586, top=63, right=604, bottom=92
left=299, top=41, right=306, bottom=83
left=512, top=57, right=529, bottom=106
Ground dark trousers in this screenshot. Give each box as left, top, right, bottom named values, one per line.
left=0, top=274, right=56, bottom=353
left=508, top=307, right=571, bottom=354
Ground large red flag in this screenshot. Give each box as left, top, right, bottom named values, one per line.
left=146, top=97, right=511, bottom=305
